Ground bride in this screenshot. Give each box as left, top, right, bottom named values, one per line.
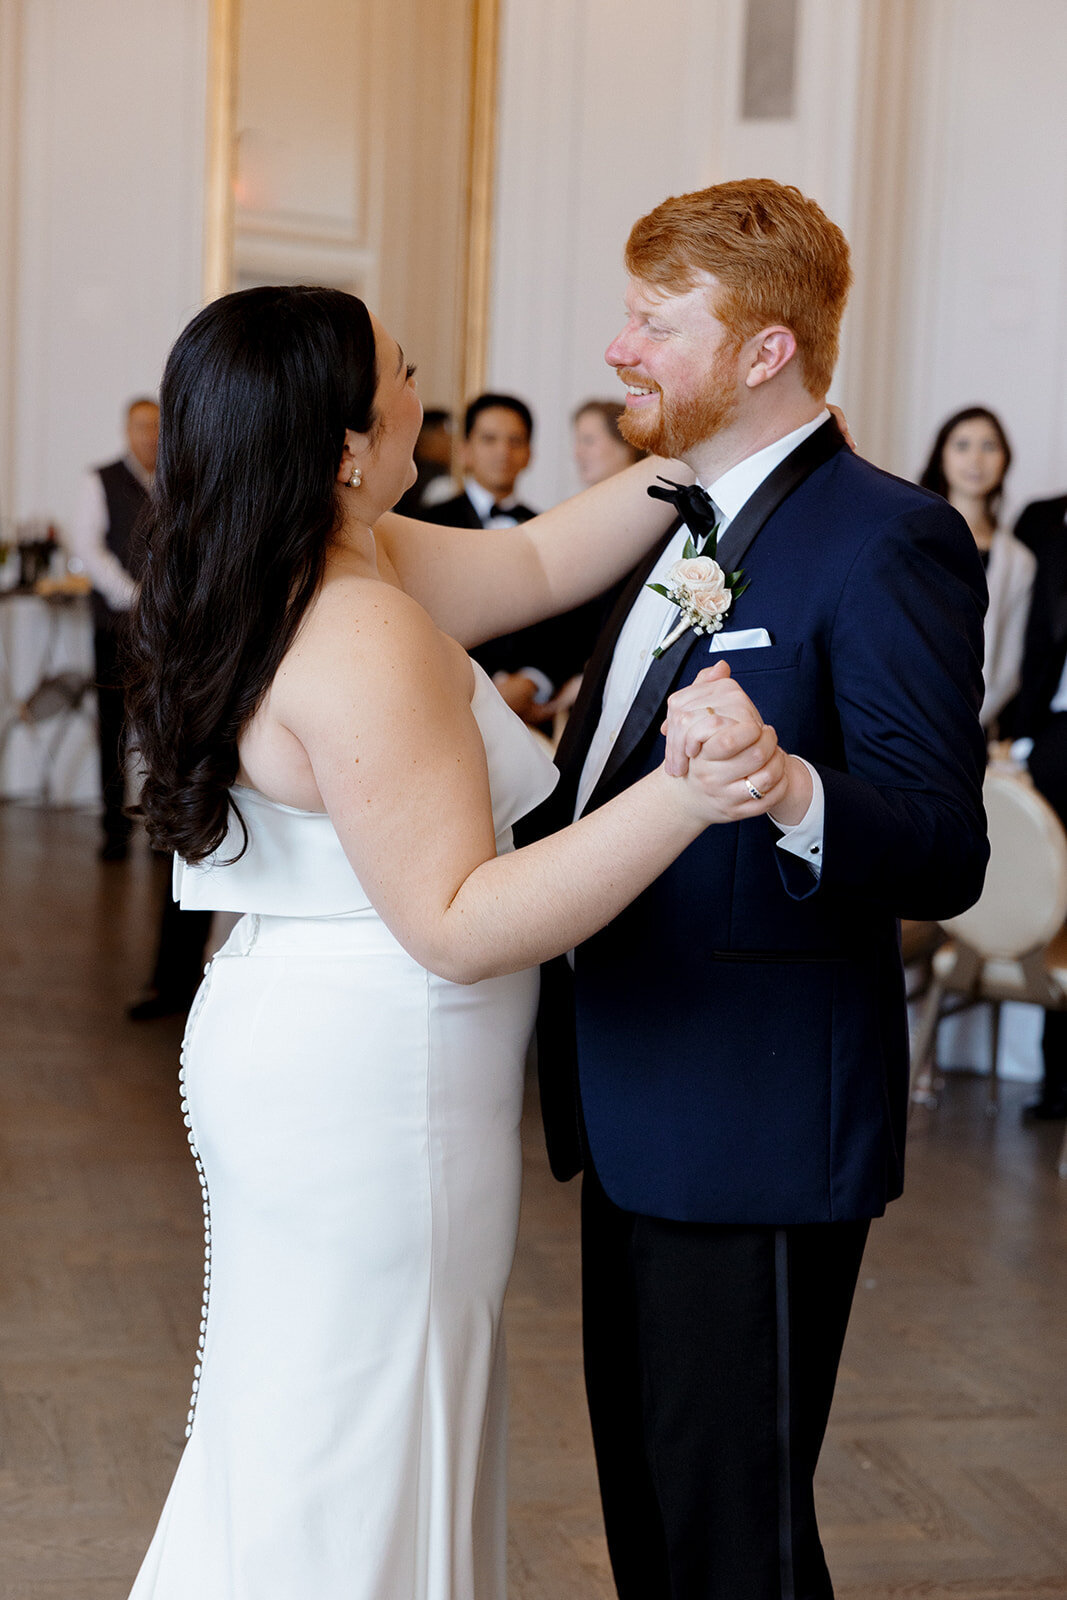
left=124, top=284, right=787, bottom=1599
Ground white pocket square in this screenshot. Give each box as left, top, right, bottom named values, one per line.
left=710, top=627, right=772, bottom=652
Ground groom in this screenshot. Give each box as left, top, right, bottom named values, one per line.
left=532, top=180, right=989, bottom=1599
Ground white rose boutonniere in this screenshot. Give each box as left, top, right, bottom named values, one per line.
left=646, top=534, right=749, bottom=659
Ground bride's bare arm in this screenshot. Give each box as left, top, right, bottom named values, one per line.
left=374, top=453, right=692, bottom=649
left=273, top=582, right=771, bottom=985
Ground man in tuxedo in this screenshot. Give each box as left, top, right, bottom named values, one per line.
left=1005, top=489, right=1067, bottom=1118
left=533, top=180, right=988, bottom=1599
left=424, top=393, right=602, bottom=722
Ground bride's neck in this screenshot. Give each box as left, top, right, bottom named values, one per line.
left=331, top=508, right=380, bottom=573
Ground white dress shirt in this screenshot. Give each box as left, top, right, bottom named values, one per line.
left=67, top=454, right=152, bottom=613
left=576, top=412, right=829, bottom=875
left=464, top=477, right=522, bottom=530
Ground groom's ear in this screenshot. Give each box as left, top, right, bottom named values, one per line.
left=744, top=327, right=797, bottom=389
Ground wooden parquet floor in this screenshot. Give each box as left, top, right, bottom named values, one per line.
left=1, top=804, right=1065, bottom=1599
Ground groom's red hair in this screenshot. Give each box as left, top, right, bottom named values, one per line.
left=625, top=179, right=852, bottom=399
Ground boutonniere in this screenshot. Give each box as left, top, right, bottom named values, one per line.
left=646, top=533, right=749, bottom=659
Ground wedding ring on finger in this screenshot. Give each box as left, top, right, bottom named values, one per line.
left=745, top=779, right=764, bottom=801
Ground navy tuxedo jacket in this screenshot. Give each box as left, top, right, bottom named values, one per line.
left=531, top=419, right=989, bottom=1226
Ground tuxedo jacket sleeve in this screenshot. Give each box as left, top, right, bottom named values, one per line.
left=790, top=491, right=988, bottom=916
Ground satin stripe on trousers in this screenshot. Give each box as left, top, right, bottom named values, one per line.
left=581, top=1164, right=869, bottom=1600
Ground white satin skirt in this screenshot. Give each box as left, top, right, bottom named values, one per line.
left=128, top=910, right=537, bottom=1600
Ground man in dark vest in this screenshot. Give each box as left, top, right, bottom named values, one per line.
left=68, top=397, right=158, bottom=859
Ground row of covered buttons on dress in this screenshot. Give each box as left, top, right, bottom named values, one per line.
left=178, top=958, right=216, bottom=1439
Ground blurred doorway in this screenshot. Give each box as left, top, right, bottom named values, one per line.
left=204, top=0, right=497, bottom=422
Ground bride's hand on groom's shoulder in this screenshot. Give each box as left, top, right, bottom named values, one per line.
left=662, top=664, right=791, bottom=824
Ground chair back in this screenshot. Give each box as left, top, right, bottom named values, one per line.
left=940, top=771, right=1067, bottom=959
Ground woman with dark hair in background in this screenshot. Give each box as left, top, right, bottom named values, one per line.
left=919, top=405, right=1035, bottom=732
left=572, top=396, right=643, bottom=487
left=123, top=285, right=783, bottom=1599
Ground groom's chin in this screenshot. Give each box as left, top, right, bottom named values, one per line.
left=619, top=403, right=666, bottom=457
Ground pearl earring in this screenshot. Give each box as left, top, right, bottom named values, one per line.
left=348, top=467, right=362, bottom=488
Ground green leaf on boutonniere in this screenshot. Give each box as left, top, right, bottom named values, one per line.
left=681, top=535, right=698, bottom=560
left=647, top=583, right=672, bottom=599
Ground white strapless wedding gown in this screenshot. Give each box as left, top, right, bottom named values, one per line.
left=128, top=663, right=558, bottom=1600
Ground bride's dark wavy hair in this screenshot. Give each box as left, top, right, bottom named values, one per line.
left=126, top=284, right=377, bottom=863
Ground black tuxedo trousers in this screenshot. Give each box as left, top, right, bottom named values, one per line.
left=582, top=1163, right=869, bottom=1600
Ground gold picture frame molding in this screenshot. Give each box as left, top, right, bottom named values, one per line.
left=203, top=0, right=240, bottom=304
left=457, top=0, right=499, bottom=408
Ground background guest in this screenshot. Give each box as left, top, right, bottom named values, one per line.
left=572, top=398, right=643, bottom=487
left=67, top=397, right=158, bottom=860
left=426, top=392, right=538, bottom=530
left=423, top=393, right=561, bottom=723
left=394, top=407, right=456, bottom=514
left=1013, top=486, right=1067, bottom=559
left=1004, top=476, right=1067, bottom=1120
left=126, top=870, right=214, bottom=1022
left=920, top=406, right=1034, bottom=732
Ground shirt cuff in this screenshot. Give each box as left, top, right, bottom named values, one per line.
left=770, top=757, right=824, bottom=877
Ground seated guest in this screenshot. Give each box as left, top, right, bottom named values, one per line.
left=572, top=398, right=643, bottom=487
left=1006, top=492, right=1067, bottom=1119
left=423, top=393, right=572, bottom=724
left=920, top=406, right=1034, bottom=732
left=67, top=397, right=158, bottom=860
left=425, top=392, right=538, bottom=530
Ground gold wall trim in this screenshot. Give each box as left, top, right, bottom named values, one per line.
left=203, top=0, right=240, bottom=304
left=456, top=0, right=499, bottom=416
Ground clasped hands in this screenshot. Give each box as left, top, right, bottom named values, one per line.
left=662, top=660, right=812, bottom=827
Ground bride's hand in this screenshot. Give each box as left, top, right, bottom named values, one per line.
left=827, top=402, right=857, bottom=452
left=663, top=663, right=790, bottom=823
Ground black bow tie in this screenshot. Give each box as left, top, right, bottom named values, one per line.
left=647, top=478, right=720, bottom=551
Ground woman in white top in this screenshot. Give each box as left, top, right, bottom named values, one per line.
left=920, top=406, right=1035, bottom=731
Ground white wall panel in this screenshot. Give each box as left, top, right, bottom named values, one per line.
left=892, top=0, right=1067, bottom=514
left=4, top=0, right=209, bottom=532
left=490, top=0, right=867, bottom=506
left=490, top=0, right=1067, bottom=511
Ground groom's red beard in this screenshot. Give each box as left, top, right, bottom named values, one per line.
left=617, top=348, right=742, bottom=458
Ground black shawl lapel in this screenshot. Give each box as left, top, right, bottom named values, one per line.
left=582, top=416, right=847, bottom=813
left=547, top=520, right=683, bottom=814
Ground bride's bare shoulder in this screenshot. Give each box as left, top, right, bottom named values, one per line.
left=280, top=567, right=472, bottom=710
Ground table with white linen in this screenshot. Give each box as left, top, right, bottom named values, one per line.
left=0, top=590, right=100, bottom=804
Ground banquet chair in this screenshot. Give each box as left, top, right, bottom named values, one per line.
left=909, top=771, right=1067, bottom=1167
left=0, top=666, right=95, bottom=804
